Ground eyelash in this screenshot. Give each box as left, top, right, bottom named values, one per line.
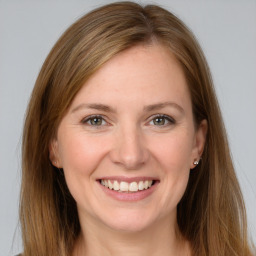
left=81, top=115, right=108, bottom=127
left=81, top=114, right=175, bottom=128
left=148, top=114, right=176, bottom=127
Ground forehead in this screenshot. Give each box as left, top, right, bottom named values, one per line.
left=69, top=43, right=191, bottom=111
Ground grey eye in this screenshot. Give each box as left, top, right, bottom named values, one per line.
left=82, top=115, right=107, bottom=126
left=149, top=115, right=175, bottom=126
left=153, top=117, right=166, bottom=126
left=89, top=117, right=103, bottom=126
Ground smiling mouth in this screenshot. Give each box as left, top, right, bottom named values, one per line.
left=99, top=179, right=157, bottom=193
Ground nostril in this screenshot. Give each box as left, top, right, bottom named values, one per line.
left=109, top=133, right=149, bottom=169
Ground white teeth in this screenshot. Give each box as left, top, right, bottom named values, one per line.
left=138, top=181, right=144, bottom=190
left=100, top=179, right=154, bottom=192
left=113, top=180, right=119, bottom=191
left=129, top=182, right=138, bottom=192
left=119, top=181, right=129, bottom=192
left=108, top=180, right=113, bottom=189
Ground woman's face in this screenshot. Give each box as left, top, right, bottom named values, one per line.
left=51, top=44, right=206, bottom=233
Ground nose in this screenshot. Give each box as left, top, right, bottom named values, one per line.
left=109, top=125, right=149, bottom=170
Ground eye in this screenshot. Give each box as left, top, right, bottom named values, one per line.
left=149, top=114, right=175, bottom=126
left=82, top=115, right=107, bottom=126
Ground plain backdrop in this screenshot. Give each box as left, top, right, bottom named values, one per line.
left=0, top=0, right=255, bottom=255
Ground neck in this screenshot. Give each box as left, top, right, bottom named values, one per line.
left=73, top=213, right=191, bottom=256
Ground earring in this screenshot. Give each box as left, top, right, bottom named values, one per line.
left=193, top=160, right=199, bottom=165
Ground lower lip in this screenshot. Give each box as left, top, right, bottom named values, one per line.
left=98, top=181, right=159, bottom=201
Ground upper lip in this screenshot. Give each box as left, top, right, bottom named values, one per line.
left=97, top=176, right=159, bottom=183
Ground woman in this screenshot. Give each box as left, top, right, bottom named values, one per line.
left=20, top=1, right=255, bottom=255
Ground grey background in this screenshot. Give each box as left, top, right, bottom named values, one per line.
left=0, top=0, right=255, bottom=255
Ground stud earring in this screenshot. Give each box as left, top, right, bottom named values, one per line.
left=193, top=160, right=199, bottom=165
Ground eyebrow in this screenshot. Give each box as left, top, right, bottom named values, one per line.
left=144, top=102, right=184, bottom=113
left=71, top=101, right=184, bottom=114
left=71, top=103, right=116, bottom=113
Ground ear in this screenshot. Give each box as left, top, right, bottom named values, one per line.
left=49, top=139, right=61, bottom=168
left=190, top=119, right=208, bottom=169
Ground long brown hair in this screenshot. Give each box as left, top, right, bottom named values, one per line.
left=20, top=2, right=255, bottom=255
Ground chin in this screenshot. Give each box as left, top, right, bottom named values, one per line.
left=97, top=208, right=158, bottom=233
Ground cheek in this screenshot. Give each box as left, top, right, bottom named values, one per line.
left=58, top=131, right=107, bottom=172
left=149, top=131, right=193, bottom=210
left=152, top=130, right=194, bottom=172
left=56, top=131, right=110, bottom=203
left=57, top=131, right=110, bottom=208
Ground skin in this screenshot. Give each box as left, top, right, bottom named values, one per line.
left=50, top=43, right=207, bottom=256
